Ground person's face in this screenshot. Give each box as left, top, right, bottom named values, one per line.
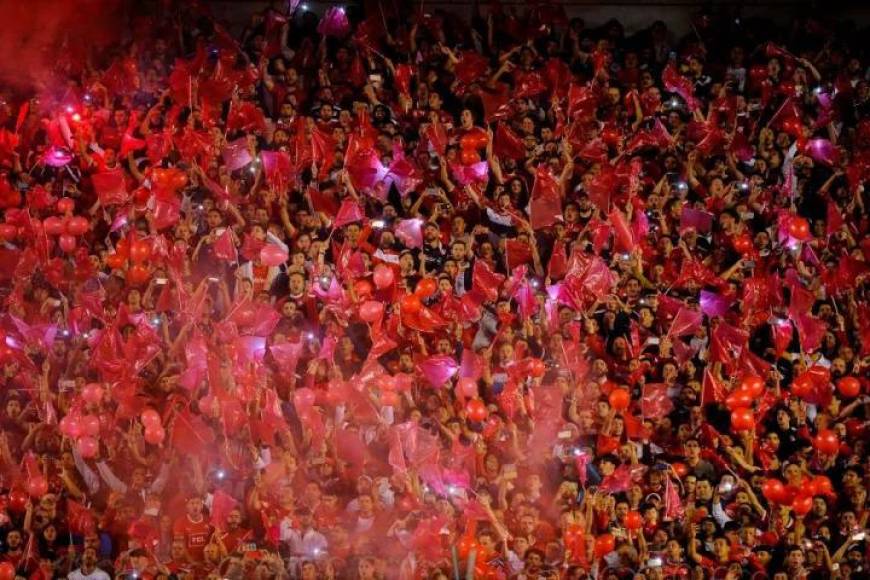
left=7, top=531, right=21, bottom=548
left=358, top=559, right=375, bottom=579
left=207, top=210, right=223, bottom=229
left=186, top=497, right=203, bottom=517
left=460, top=109, right=474, bottom=129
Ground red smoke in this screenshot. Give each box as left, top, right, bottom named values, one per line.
left=0, top=0, right=126, bottom=92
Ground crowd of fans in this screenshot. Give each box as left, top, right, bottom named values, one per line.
left=0, top=0, right=868, bottom=578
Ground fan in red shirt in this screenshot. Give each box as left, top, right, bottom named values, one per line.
left=172, top=495, right=212, bottom=563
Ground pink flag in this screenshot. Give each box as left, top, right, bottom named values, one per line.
left=222, top=137, right=253, bottom=171
left=667, top=307, right=703, bottom=338
left=333, top=200, right=364, bottom=228
left=699, top=290, right=732, bottom=318
left=394, top=218, right=423, bottom=249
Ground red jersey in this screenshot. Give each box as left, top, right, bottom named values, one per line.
left=172, top=515, right=211, bottom=562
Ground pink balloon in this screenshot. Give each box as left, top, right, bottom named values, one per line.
left=456, top=377, right=478, bottom=398
left=0, top=224, right=16, bottom=241
left=81, top=415, right=101, bottom=437
left=63, top=415, right=83, bottom=439
left=141, top=408, right=161, bottom=428
left=81, top=383, right=104, bottom=404
left=58, top=234, right=77, bottom=253
left=259, top=243, right=288, bottom=266
left=66, top=216, right=90, bottom=236
left=43, top=216, right=64, bottom=236
left=77, top=436, right=99, bottom=459
left=359, top=300, right=384, bottom=323
left=144, top=426, right=166, bottom=445
left=373, top=264, right=394, bottom=289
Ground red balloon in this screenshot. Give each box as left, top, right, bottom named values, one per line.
left=761, top=478, right=787, bottom=504
left=115, top=238, right=130, bottom=258
left=791, top=372, right=815, bottom=399
left=792, top=494, right=813, bottom=516
left=43, top=216, right=64, bottom=236
left=0, top=562, right=14, bottom=580
left=81, top=415, right=100, bottom=437
left=608, top=389, right=630, bottom=411
left=731, top=407, right=755, bottom=431
left=465, top=399, right=488, bottom=422
left=144, top=426, right=166, bottom=445
left=106, top=253, right=126, bottom=269
left=671, top=462, right=688, bottom=478
left=129, top=240, right=152, bottom=264
left=741, top=375, right=765, bottom=398
left=813, top=429, right=839, bottom=455
left=811, top=475, right=834, bottom=497
left=594, top=533, right=616, bottom=558
left=359, top=300, right=384, bottom=323
left=459, top=148, right=479, bottom=165
left=66, top=216, right=90, bottom=236
left=58, top=233, right=77, bottom=253
left=373, top=264, right=394, bottom=289
left=732, top=233, right=753, bottom=255
left=837, top=376, right=861, bottom=398
left=27, top=476, right=48, bottom=498
left=141, top=408, right=161, bottom=428
left=415, top=277, right=438, bottom=298
left=0, top=223, right=16, bottom=241
left=788, top=216, right=810, bottom=240
left=528, top=359, right=546, bottom=378
left=126, top=264, right=150, bottom=286
left=400, top=294, right=422, bottom=314
left=725, top=389, right=754, bottom=411
left=78, top=436, right=99, bottom=459
left=132, top=186, right=151, bottom=205
left=624, top=511, right=643, bottom=530
left=56, top=198, right=75, bottom=214
left=460, top=128, right=488, bottom=151
left=7, top=489, right=28, bottom=512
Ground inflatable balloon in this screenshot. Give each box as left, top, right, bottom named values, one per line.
left=608, top=389, right=630, bottom=411
left=741, top=375, right=765, bottom=398
left=761, top=478, right=787, bottom=504
left=141, top=408, right=162, bottom=428
left=144, top=425, right=166, bottom=445
left=27, top=476, right=48, bottom=498
left=456, top=377, right=478, bottom=398
left=594, top=533, right=616, bottom=557
left=78, top=436, right=99, bottom=459
left=359, top=300, right=384, bottom=323
left=813, top=429, right=839, bottom=454
left=373, top=264, right=394, bottom=289
left=415, top=277, right=438, bottom=298
left=59, top=233, right=77, bottom=253
left=43, top=216, right=64, bottom=236
left=465, top=399, right=487, bottom=422
left=837, top=376, right=861, bottom=398
left=66, top=216, right=90, bottom=236
left=731, top=407, right=755, bottom=431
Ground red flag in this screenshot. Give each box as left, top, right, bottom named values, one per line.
left=702, top=368, right=726, bottom=405
left=213, top=229, right=237, bottom=263
left=530, top=165, right=562, bottom=229
left=91, top=169, right=127, bottom=206
left=493, top=123, right=525, bottom=161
